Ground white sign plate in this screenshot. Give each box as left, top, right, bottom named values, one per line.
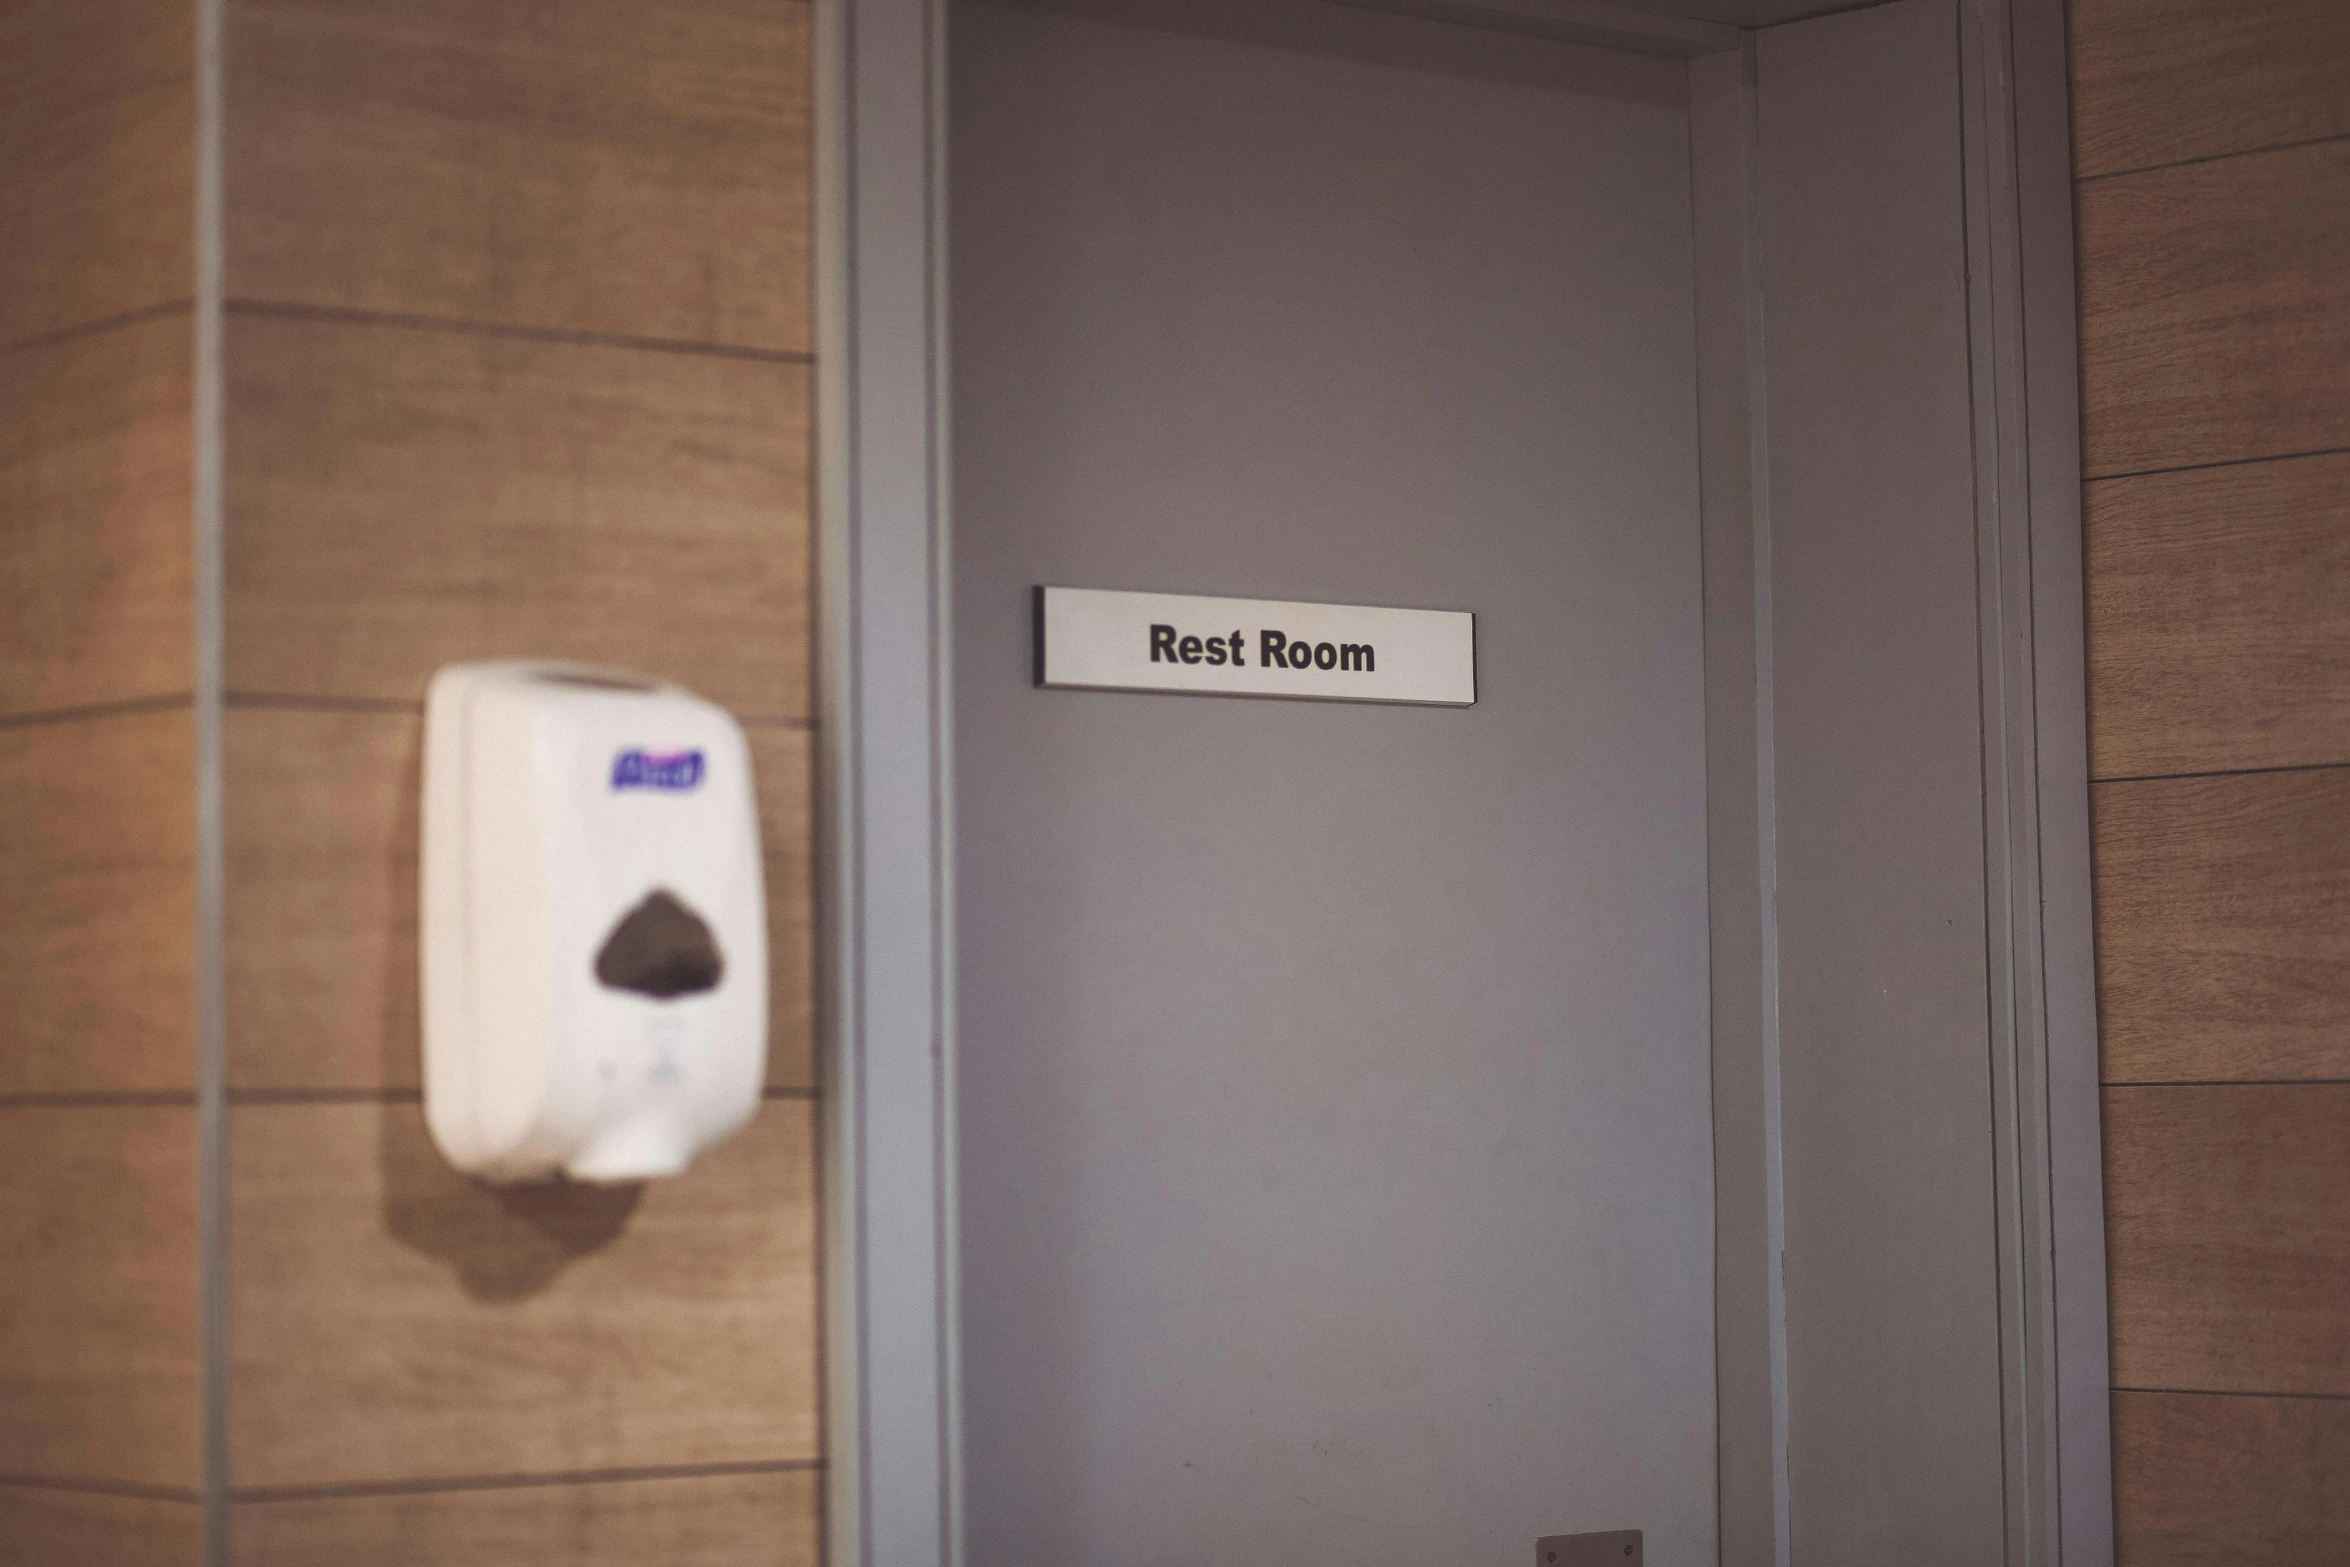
left=1035, top=586, right=1476, bottom=706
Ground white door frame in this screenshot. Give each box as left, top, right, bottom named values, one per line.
left=1689, top=2, right=2108, bottom=1561
left=809, top=1, right=2108, bottom=1561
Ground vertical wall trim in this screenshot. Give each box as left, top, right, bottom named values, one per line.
left=813, top=1, right=866, bottom=1557
left=1957, top=2, right=2041, bottom=1560
left=1739, top=35, right=1796, bottom=1562
left=1961, top=0, right=2108, bottom=1556
left=1691, top=37, right=1791, bottom=1567
left=192, top=0, right=230, bottom=1558
left=1955, top=0, right=2110, bottom=1558
left=812, top=3, right=860, bottom=1554
left=815, top=0, right=962, bottom=1562
left=923, top=0, right=966, bottom=1553
left=2008, top=0, right=2111, bottom=1557
left=1744, top=1, right=2099, bottom=1555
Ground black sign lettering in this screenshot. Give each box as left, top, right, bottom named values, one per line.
left=1155, top=623, right=1376, bottom=676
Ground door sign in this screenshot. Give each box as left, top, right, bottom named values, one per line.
left=1034, top=586, right=1476, bottom=706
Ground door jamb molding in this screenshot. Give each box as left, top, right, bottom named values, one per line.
left=814, top=0, right=963, bottom=1560
left=811, top=1, right=2107, bottom=1561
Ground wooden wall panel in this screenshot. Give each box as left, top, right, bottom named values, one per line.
left=0, top=709, right=196, bottom=1096
left=2076, top=139, right=2350, bottom=478
left=0, top=1106, right=200, bottom=1491
left=0, top=313, right=193, bottom=720
left=0, top=1486, right=200, bottom=1567
left=210, top=0, right=822, bottom=1545
left=2087, top=451, right=2350, bottom=780
left=1, top=9, right=203, bottom=1562
left=224, top=707, right=419, bottom=1091
left=234, top=1468, right=819, bottom=1567
left=2075, top=1, right=2350, bottom=1559
left=224, top=314, right=810, bottom=720
left=225, top=0, right=810, bottom=354
left=2068, top=0, right=2350, bottom=180
left=2107, top=1085, right=2350, bottom=1396
left=224, top=708, right=813, bottom=1091
left=229, top=1099, right=820, bottom=1488
left=0, top=0, right=194, bottom=347
left=2112, top=1391, right=2350, bottom=1566
left=2094, top=770, right=2350, bottom=1085
left=747, top=723, right=817, bottom=1093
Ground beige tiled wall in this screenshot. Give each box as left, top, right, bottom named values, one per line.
left=215, top=0, right=820, bottom=1553
left=0, top=0, right=202, bottom=1548
left=0, top=0, right=195, bottom=348
left=0, top=0, right=819, bottom=1558
left=2071, top=0, right=2350, bottom=1559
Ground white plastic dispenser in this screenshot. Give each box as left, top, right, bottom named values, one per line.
left=422, top=661, right=767, bottom=1183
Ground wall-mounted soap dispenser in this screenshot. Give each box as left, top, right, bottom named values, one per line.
left=421, top=661, right=767, bottom=1183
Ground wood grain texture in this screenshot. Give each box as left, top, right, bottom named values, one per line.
left=225, top=0, right=809, bottom=354
left=229, top=1098, right=820, bottom=1487
left=224, top=313, right=809, bottom=719
left=0, top=709, right=196, bottom=1095
left=225, top=708, right=813, bottom=1091
left=0, top=1107, right=201, bottom=1490
left=2088, top=450, right=2350, bottom=779
left=0, top=312, right=193, bottom=719
left=2068, top=0, right=2350, bottom=181
left=2076, top=138, right=2350, bottom=478
left=2106, top=1085, right=2350, bottom=1395
left=0, top=1486, right=200, bottom=1567
left=2113, top=1391, right=2350, bottom=1566
left=225, top=706, right=419, bottom=1091
left=748, top=723, right=817, bottom=1094
left=0, top=0, right=193, bottom=347
left=234, top=1468, right=818, bottom=1567
left=2093, top=770, right=2350, bottom=1084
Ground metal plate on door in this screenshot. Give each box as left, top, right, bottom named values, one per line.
left=1535, top=1530, right=1641, bottom=1566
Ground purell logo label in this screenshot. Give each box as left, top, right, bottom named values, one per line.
left=610, top=748, right=705, bottom=792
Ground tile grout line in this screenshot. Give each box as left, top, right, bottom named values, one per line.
left=2113, top=1386, right=2350, bottom=1405
left=0, top=693, right=194, bottom=731
left=2082, top=442, right=2350, bottom=487
left=223, top=297, right=818, bottom=366
left=2075, top=130, right=2350, bottom=188
left=0, top=1474, right=206, bottom=1504
left=223, top=692, right=429, bottom=714
left=232, top=1457, right=825, bottom=1505
left=0, top=298, right=194, bottom=362
left=193, top=0, right=231, bottom=1556
left=221, top=692, right=818, bottom=730
left=216, top=1085, right=822, bottom=1105
left=2092, top=758, right=2350, bottom=787
left=0, top=1092, right=200, bottom=1110
left=227, top=1088, right=422, bottom=1106
left=2103, top=1079, right=2350, bottom=1090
